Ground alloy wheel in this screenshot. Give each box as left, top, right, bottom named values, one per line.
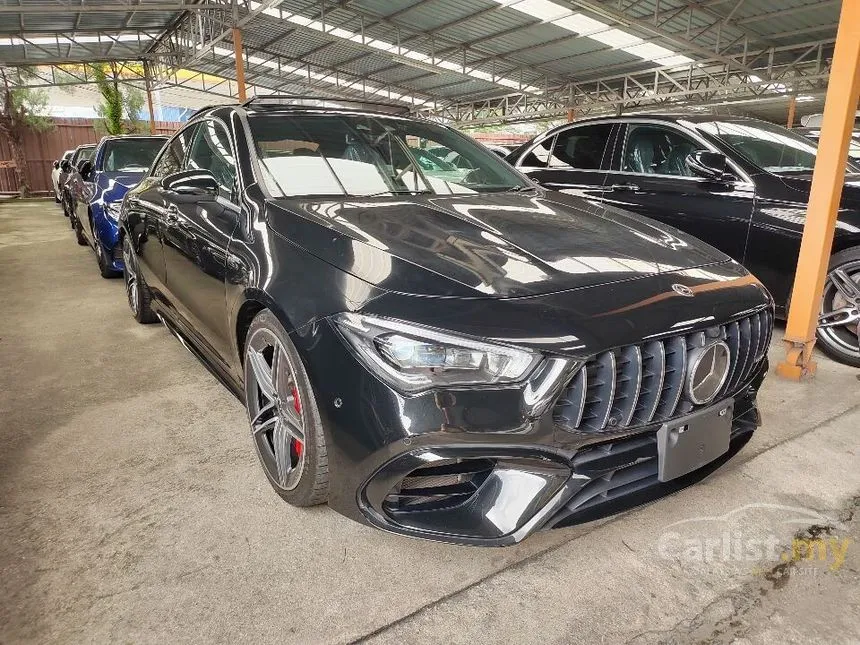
left=122, top=241, right=139, bottom=316
left=818, top=260, right=860, bottom=360
left=245, top=328, right=306, bottom=491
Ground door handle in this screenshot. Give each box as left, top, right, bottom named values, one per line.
left=610, top=183, right=640, bottom=192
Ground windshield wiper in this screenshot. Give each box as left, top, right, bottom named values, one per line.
left=359, top=189, right=433, bottom=198
left=505, top=185, right=537, bottom=192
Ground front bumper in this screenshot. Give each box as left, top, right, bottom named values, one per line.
left=93, top=207, right=124, bottom=272
left=293, top=314, right=769, bottom=547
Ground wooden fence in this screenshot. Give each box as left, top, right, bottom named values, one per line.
left=0, top=118, right=180, bottom=195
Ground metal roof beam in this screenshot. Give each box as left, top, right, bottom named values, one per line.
left=0, top=2, right=222, bottom=13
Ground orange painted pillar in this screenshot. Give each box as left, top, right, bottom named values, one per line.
left=567, top=108, right=575, bottom=122
left=233, top=27, right=247, bottom=102
left=777, top=0, right=860, bottom=380
left=786, top=95, right=797, bottom=129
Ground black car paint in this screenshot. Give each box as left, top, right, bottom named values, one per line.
left=509, top=115, right=860, bottom=313
left=120, top=105, right=772, bottom=545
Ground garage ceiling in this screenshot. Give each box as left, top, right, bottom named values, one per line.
left=0, top=0, right=842, bottom=124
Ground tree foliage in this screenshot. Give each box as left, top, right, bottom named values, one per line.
left=89, top=62, right=146, bottom=135
left=0, top=67, right=54, bottom=196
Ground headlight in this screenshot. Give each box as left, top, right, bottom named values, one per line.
left=105, top=202, right=122, bottom=222
left=332, top=313, right=542, bottom=394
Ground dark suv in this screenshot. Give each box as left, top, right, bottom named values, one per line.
left=119, top=97, right=772, bottom=545
left=508, top=115, right=860, bottom=367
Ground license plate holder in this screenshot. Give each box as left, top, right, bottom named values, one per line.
left=657, top=399, right=733, bottom=482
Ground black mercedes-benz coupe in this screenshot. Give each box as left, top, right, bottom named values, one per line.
left=119, top=97, right=773, bottom=545
left=508, top=115, right=860, bottom=367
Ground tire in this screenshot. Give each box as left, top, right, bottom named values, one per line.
left=73, top=218, right=87, bottom=246
left=816, top=247, right=860, bottom=367
left=122, top=236, right=158, bottom=324
left=93, top=223, right=120, bottom=278
left=244, top=310, right=329, bottom=507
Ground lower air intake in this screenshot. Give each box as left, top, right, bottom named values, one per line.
left=383, top=458, right=494, bottom=513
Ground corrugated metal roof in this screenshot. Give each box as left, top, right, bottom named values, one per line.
left=0, top=0, right=842, bottom=119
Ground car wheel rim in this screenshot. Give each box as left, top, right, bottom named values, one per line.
left=245, top=328, right=306, bottom=491
left=123, top=242, right=139, bottom=315
left=818, top=260, right=860, bottom=359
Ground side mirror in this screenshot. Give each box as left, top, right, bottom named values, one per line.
left=53, top=160, right=60, bottom=170
left=686, top=151, right=729, bottom=180
left=78, top=159, right=93, bottom=181
left=160, top=169, right=219, bottom=199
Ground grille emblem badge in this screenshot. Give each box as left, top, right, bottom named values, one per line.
left=672, top=283, right=694, bottom=297
left=686, top=341, right=731, bottom=405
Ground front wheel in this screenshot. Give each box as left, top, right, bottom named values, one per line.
left=244, top=310, right=329, bottom=507
left=122, top=236, right=158, bottom=324
left=73, top=218, right=87, bottom=246
left=816, top=248, right=860, bottom=367
left=94, top=228, right=120, bottom=278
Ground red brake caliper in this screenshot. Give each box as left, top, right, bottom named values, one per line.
left=292, top=387, right=304, bottom=456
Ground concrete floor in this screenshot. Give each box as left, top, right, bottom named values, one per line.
left=1, top=199, right=858, bottom=644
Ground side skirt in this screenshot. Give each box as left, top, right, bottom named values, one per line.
left=154, top=307, right=245, bottom=402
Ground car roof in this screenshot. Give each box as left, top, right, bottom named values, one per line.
left=99, top=134, right=169, bottom=141
left=191, top=96, right=414, bottom=123
left=528, top=112, right=768, bottom=142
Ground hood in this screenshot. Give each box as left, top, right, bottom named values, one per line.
left=773, top=172, right=860, bottom=208
left=99, top=170, right=147, bottom=192
left=97, top=171, right=146, bottom=205
left=266, top=191, right=734, bottom=299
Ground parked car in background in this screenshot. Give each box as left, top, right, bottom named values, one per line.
left=484, top=143, right=513, bottom=157
left=508, top=115, right=860, bottom=366
left=793, top=127, right=860, bottom=161
left=51, top=150, right=74, bottom=202
left=68, top=135, right=167, bottom=277
left=118, top=98, right=772, bottom=545
left=60, top=144, right=96, bottom=219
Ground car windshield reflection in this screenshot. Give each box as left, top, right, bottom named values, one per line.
left=248, top=113, right=530, bottom=198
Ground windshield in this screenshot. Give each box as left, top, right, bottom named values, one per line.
left=72, top=146, right=95, bottom=165
left=797, top=130, right=860, bottom=160
left=103, top=138, right=166, bottom=172
left=248, top=113, right=530, bottom=197
left=694, top=119, right=860, bottom=174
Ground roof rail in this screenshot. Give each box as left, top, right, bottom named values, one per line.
left=240, top=94, right=412, bottom=115
left=187, top=103, right=238, bottom=120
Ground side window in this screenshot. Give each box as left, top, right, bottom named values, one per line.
left=623, top=124, right=704, bottom=177
left=519, top=135, right=556, bottom=168
left=151, top=126, right=196, bottom=178
left=551, top=124, right=613, bottom=169
left=186, top=120, right=237, bottom=202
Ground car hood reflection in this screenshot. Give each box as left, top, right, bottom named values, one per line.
left=267, top=191, right=733, bottom=298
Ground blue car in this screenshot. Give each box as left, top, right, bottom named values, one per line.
left=69, top=135, right=168, bottom=277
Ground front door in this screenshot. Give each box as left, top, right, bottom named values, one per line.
left=133, top=127, right=197, bottom=294
left=603, top=122, right=755, bottom=263
left=162, top=118, right=240, bottom=366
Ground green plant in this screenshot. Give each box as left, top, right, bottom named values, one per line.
left=0, top=67, right=53, bottom=197
left=89, top=62, right=145, bottom=135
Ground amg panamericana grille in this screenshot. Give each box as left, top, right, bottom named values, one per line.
left=553, top=309, right=772, bottom=433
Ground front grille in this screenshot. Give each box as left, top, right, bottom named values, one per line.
left=383, top=458, right=494, bottom=513
left=553, top=309, right=772, bottom=433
